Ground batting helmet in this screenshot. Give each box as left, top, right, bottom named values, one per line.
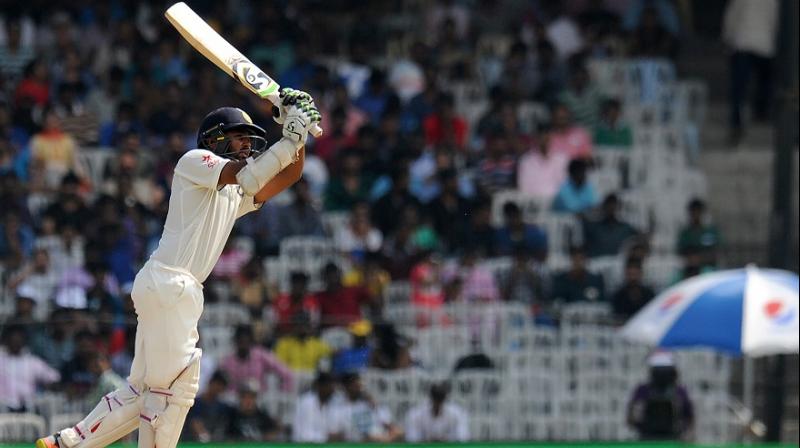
left=196, top=107, right=267, bottom=157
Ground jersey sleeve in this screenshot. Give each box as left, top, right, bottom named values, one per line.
left=174, top=149, right=229, bottom=189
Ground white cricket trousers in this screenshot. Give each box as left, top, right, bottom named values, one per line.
left=129, top=259, right=204, bottom=389
left=54, top=260, right=204, bottom=448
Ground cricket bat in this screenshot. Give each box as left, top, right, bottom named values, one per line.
left=165, top=2, right=323, bottom=137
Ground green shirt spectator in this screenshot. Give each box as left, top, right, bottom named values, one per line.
left=594, top=99, right=633, bottom=147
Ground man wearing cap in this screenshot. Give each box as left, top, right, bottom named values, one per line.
left=627, top=351, right=695, bottom=441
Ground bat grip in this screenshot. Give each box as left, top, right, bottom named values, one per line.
left=310, top=124, right=323, bottom=138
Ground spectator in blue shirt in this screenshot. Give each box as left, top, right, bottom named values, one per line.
left=332, top=320, right=373, bottom=376
left=552, top=158, right=598, bottom=215
left=494, top=202, right=548, bottom=261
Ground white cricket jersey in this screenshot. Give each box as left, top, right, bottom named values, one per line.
left=149, top=149, right=260, bottom=282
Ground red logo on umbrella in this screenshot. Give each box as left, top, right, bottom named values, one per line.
left=764, top=299, right=796, bottom=326
left=659, top=293, right=683, bottom=313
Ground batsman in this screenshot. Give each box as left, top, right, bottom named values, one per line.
left=36, top=89, right=321, bottom=448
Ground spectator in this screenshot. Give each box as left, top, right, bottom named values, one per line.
left=232, top=257, right=276, bottom=322
left=275, top=178, right=326, bottom=240
left=410, top=251, right=445, bottom=311
left=83, top=352, right=126, bottom=410
left=427, top=168, right=470, bottom=253
left=186, top=370, right=235, bottom=443
left=594, top=98, right=633, bottom=148
left=220, top=325, right=294, bottom=394
left=498, top=245, right=547, bottom=311
left=476, top=131, right=517, bottom=196
left=324, top=149, right=374, bottom=211
left=273, top=271, right=320, bottom=336
left=628, top=5, right=679, bottom=59
left=354, top=70, right=396, bottom=124
left=0, top=19, right=35, bottom=85
left=494, top=202, right=548, bottom=260
left=210, top=237, right=251, bottom=282
left=371, top=167, right=419, bottom=236
left=612, top=258, right=656, bottom=320
left=315, top=262, right=374, bottom=327
left=0, top=325, right=60, bottom=411
left=545, top=4, right=585, bottom=61
left=517, top=122, right=570, bottom=202
left=0, top=210, right=35, bottom=263
left=552, top=159, right=599, bottom=214
left=442, top=245, right=500, bottom=303
left=723, top=0, right=779, bottom=145
left=343, top=252, right=391, bottom=312
left=225, top=380, right=281, bottom=442
left=370, top=323, right=413, bottom=370
left=583, top=193, right=640, bottom=257
left=292, top=371, right=345, bottom=442
left=14, top=59, right=49, bottom=108
left=455, top=199, right=495, bottom=257
left=334, top=201, right=383, bottom=261
left=551, top=246, right=606, bottom=304
left=60, top=330, right=101, bottom=399
left=533, top=40, right=569, bottom=105
left=405, top=382, right=469, bottom=442
left=671, top=247, right=715, bottom=284
left=274, top=312, right=333, bottom=373
left=7, top=247, right=58, bottom=307
left=331, top=320, right=373, bottom=376
left=335, top=372, right=404, bottom=442
left=559, top=58, right=604, bottom=129
left=627, top=351, right=694, bottom=441
left=548, top=103, right=593, bottom=160
left=29, top=107, right=84, bottom=190
left=422, top=92, right=468, bottom=150
left=676, top=198, right=720, bottom=268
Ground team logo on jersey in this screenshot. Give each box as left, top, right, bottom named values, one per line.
left=202, top=154, right=220, bottom=168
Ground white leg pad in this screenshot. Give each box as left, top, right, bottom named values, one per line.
left=57, top=383, right=143, bottom=448
left=138, top=351, right=201, bottom=448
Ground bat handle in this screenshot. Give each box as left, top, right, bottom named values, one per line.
left=310, top=124, right=323, bottom=138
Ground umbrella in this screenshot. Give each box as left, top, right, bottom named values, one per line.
left=620, top=265, right=799, bottom=356
left=619, top=266, right=799, bottom=439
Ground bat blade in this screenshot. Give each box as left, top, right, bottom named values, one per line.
left=164, top=2, right=281, bottom=102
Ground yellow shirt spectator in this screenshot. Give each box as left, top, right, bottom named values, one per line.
left=274, top=335, right=332, bottom=372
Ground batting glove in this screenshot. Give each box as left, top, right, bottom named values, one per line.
left=273, top=87, right=314, bottom=125
left=281, top=100, right=322, bottom=149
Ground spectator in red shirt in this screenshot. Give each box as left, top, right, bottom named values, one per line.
left=273, top=271, right=320, bottom=336
left=315, top=262, right=373, bottom=327
left=422, top=92, right=468, bottom=150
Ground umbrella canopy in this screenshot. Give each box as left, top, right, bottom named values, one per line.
left=620, top=266, right=799, bottom=356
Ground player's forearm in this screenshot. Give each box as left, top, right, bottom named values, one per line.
left=253, top=147, right=305, bottom=204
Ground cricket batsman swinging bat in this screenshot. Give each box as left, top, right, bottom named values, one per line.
left=165, top=2, right=323, bottom=137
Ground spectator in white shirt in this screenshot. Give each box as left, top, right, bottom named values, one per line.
left=405, top=382, right=469, bottom=442
left=334, top=201, right=383, bottom=261
left=0, top=325, right=60, bottom=411
left=334, top=372, right=404, bottom=442
left=292, top=371, right=345, bottom=442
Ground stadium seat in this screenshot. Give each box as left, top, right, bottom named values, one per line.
left=0, top=413, right=46, bottom=443
left=198, top=326, right=234, bottom=362
left=320, top=327, right=353, bottom=351
left=200, top=303, right=251, bottom=327
left=48, top=412, right=84, bottom=435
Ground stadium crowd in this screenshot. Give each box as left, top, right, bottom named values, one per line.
left=0, top=0, right=733, bottom=443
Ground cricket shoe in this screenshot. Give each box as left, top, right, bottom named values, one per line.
left=35, top=433, right=62, bottom=448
